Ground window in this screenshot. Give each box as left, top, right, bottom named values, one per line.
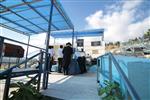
left=91, top=41, right=101, bottom=46
left=77, top=39, right=84, bottom=47
left=92, top=50, right=99, bottom=54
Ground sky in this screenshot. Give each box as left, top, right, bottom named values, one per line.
left=60, top=0, right=150, bottom=42
left=1, top=0, right=150, bottom=53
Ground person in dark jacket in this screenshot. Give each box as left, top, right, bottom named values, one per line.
left=62, top=42, right=73, bottom=75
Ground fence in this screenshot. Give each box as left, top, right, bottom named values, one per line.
left=0, top=50, right=51, bottom=100
left=97, top=53, right=140, bottom=100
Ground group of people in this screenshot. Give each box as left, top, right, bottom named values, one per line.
left=48, top=42, right=73, bottom=75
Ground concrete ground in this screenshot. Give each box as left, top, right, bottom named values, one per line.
left=41, top=70, right=100, bottom=100
left=0, top=66, right=100, bottom=100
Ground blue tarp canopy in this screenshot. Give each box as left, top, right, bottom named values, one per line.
left=0, top=0, right=74, bottom=35
left=51, top=29, right=104, bottom=38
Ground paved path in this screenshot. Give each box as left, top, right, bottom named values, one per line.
left=0, top=66, right=100, bottom=100
left=41, top=71, right=100, bottom=100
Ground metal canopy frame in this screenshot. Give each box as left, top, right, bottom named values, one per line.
left=0, top=0, right=74, bottom=35
left=51, top=29, right=104, bottom=38
left=51, top=29, right=104, bottom=48
left=0, top=0, right=74, bottom=91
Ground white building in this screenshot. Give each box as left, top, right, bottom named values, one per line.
left=51, top=29, right=105, bottom=58
left=77, top=37, right=105, bottom=58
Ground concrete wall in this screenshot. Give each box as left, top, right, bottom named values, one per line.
left=99, top=55, right=150, bottom=99
left=100, top=55, right=150, bottom=99
left=115, top=55, right=150, bottom=100
left=128, top=62, right=150, bottom=100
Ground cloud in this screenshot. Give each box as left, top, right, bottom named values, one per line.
left=85, top=0, right=150, bottom=42
left=123, top=0, right=143, bottom=10
left=128, top=17, right=150, bottom=38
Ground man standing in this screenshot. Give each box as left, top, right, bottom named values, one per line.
left=62, top=42, right=73, bottom=75
left=76, top=48, right=87, bottom=73
left=57, top=45, right=63, bottom=73
left=48, top=46, right=54, bottom=72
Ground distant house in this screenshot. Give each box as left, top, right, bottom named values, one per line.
left=3, top=43, right=24, bottom=58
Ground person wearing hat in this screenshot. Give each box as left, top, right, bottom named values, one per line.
left=62, top=42, right=73, bottom=75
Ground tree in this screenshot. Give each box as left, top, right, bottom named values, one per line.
left=115, top=41, right=120, bottom=46
left=109, top=42, right=113, bottom=45
left=144, top=29, right=150, bottom=40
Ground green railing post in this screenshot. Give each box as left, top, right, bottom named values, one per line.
left=37, top=50, right=43, bottom=91
left=97, top=59, right=100, bottom=83
left=45, top=54, right=50, bottom=89
left=43, top=0, right=54, bottom=90
left=97, top=53, right=140, bottom=100
left=109, top=55, right=112, bottom=81
left=100, top=57, right=103, bottom=84
left=3, top=70, right=12, bottom=100
left=100, top=56, right=103, bottom=73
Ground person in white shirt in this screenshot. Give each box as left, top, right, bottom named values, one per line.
left=49, top=46, right=54, bottom=57
left=48, top=46, right=54, bottom=72
left=76, top=48, right=87, bottom=73
left=74, top=48, right=85, bottom=58
left=57, top=45, right=63, bottom=73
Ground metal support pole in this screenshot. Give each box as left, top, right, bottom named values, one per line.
left=101, top=56, right=103, bottom=68
left=25, top=35, right=30, bottom=68
left=72, top=28, right=75, bottom=47
left=100, top=57, right=103, bottom=84
left=45, top=54, right=50, bottom=89
left=3, top=70, right=12, bottom=100
left=37, top=50, right=43, bottom=91
left=54, top=38, right=56, bottom=45
left=0, top=37, right=4, bottom=67
left=97, top=59, right=100, bottom=83
left=109, top=55, right=112, bottom=81
left=75, top=36, right=78, bottom=50
left=43, top=0, right=54, bottom=90
left=76, top=36, right=77, bottom=44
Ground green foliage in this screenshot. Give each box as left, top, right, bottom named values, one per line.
left=98, top=80, right=124, bottom=100
left=9, top=75, right=46, bottom=100
left=9, top=81, right=60, bottom=100
left=9, top=82, right=42, bottom=100
left=144, top=29, right=150, bottom=39
left=115, top=41, right=120, bottom=46
left=145, top=29, right=150, bottom=35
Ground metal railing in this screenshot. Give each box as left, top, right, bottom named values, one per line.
left=0, top=35, right=46, bottom=69
left=0, top=50, right=51, bottom=100
left=97, top=52, right=140, bottom=100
